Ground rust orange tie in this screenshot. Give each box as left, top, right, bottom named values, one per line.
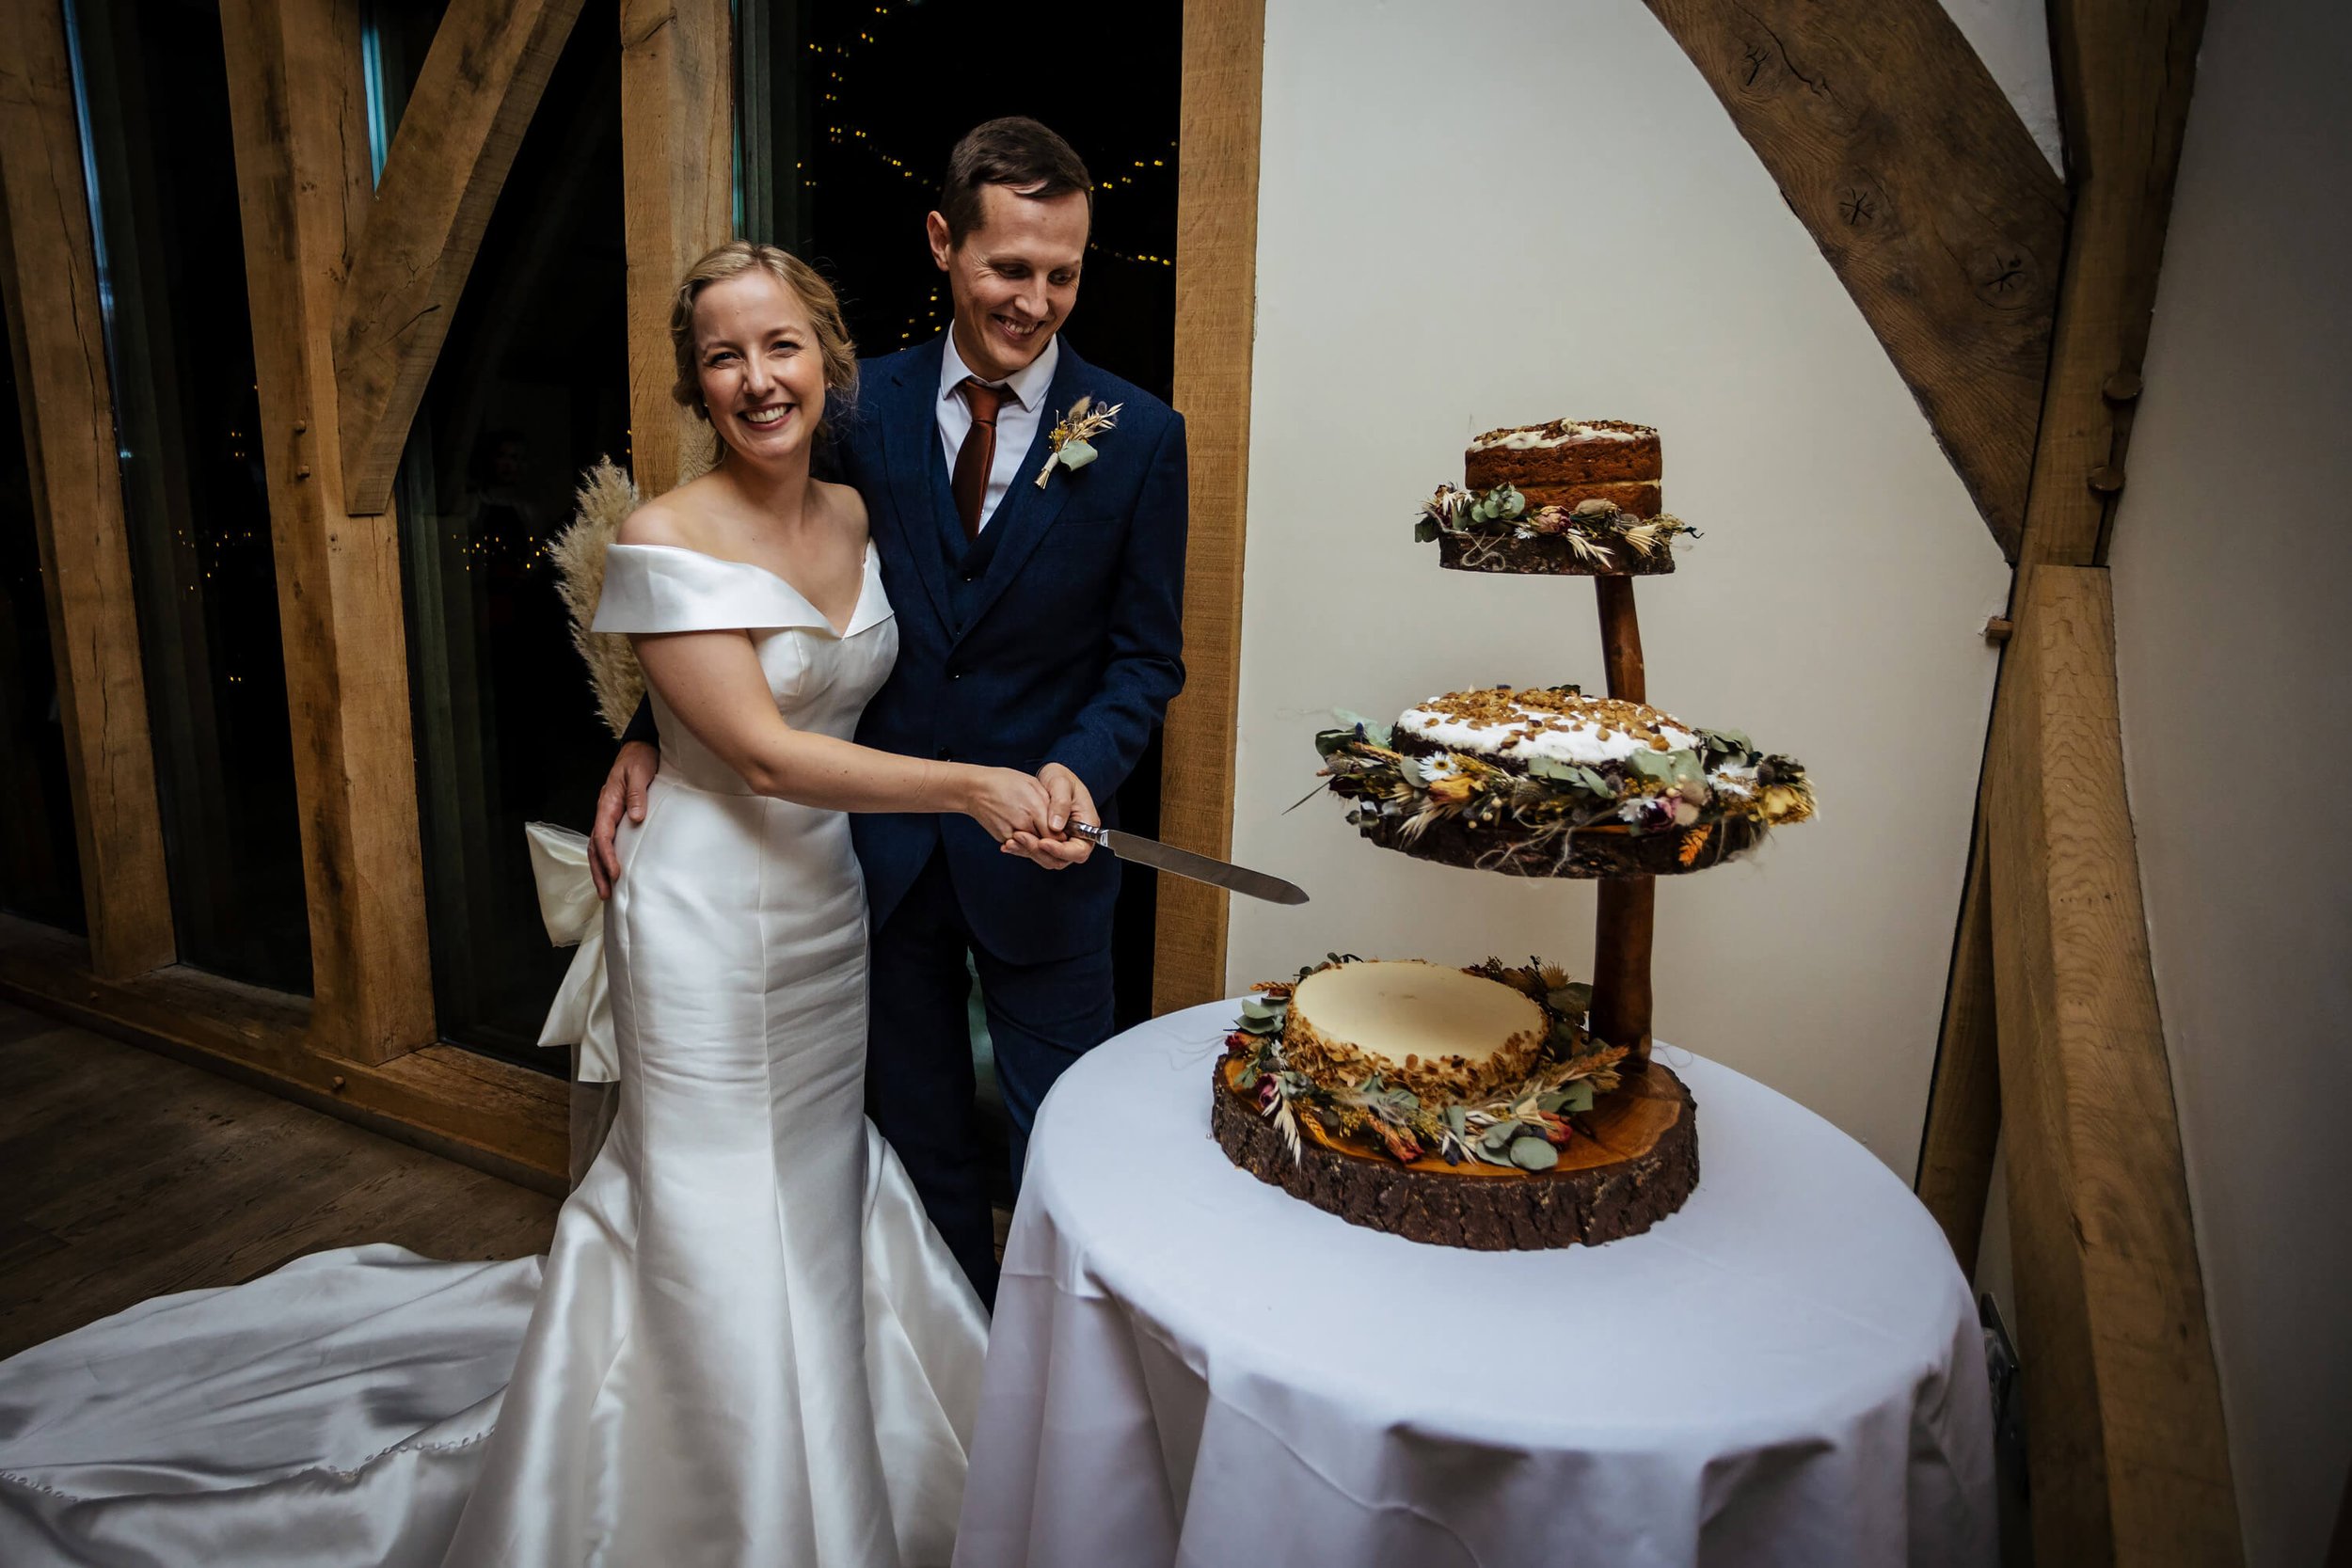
left=951, top=377, right=1008, bottom=544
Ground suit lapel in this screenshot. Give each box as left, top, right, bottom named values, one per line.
left=956, top=342, right=1092, bottom=639
left=876, top=341, right=954, bottom=631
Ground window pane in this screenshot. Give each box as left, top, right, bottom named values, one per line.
left=0, top=340, right=87, bottom=933
left=69, top=0, right=310, bottom=992
left=397, top=0, right=628, bottom=1068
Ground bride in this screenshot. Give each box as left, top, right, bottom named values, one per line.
left=0, top=245, right=1041, bottom=1567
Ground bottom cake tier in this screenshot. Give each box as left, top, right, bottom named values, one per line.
left=1213, top=1053, right=1698, bottom=1250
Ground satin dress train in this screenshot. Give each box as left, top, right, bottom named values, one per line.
left=0, top=542, right=989, bottom=1568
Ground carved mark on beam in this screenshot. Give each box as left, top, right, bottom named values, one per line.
left=1643, top=0, right=2069, bottom=558
left=335, top=0, right=587, bottom=516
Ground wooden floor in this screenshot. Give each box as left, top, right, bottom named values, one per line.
left=0, top=996, right=560, bottom=1359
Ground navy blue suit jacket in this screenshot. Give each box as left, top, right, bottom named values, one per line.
left=835, top=337, right=1187, bottom=963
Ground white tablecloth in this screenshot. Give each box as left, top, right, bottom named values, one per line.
left=952, top=1001, right=1994, bottom=1568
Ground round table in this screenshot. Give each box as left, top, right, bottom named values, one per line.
left=951, top=1002, right=1994, bottom=1568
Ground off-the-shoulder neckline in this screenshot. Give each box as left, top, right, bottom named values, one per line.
left=609, top=540, right=880, bottom=638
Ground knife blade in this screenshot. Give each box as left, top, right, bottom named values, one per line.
left=1064, top=821, right=1309, bottom=905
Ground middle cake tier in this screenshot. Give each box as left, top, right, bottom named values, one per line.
left=1318, top=684, right=1814, bottom=878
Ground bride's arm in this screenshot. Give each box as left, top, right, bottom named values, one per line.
left=629, top=628, right=1052, bottom=840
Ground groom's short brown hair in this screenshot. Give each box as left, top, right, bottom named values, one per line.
left=937, top=118, right=1093, bottom=246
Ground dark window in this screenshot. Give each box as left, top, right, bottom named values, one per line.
left=0, top=340, right=87, bottom=933
left=393, top=0, right=628, bottom=1069
left=68, top=0, right=310, bottom=992
left=747, top=0, right=1181, bottom=1028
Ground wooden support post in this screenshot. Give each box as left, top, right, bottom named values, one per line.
left=1152, top=0, right=1265, bottom=1012
left=335, top=0, right=587, bottom=515
left=0, top=0, right=175, bottom=978
left=1913, top=823, right=2000, bottom=1273
left=1590, top=575, right=1653, bottom=1065
left=1595, top=576, right=1645, bottom=704
left=1591, top=879, right=1655, bottom=1066
left=217, top=0, right=435, bottom=1064
left=1916, top=0, right=2211, bottom=1273
left=1985, top=565, right=2238, bottom=1565
left=618, top=0, right=733, bottom=498
left=2022, top=0, right=2209, bottom=569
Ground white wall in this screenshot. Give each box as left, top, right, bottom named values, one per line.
left=1940, top=0, right=2063, bottom=172
left=1226, top=0, right=2012, bottom=1173
left=2107, top=1, right=2352, bottom=1560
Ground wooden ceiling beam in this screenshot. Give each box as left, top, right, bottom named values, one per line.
left=335, top=0, right=587, bottom=517
left=1643, top=0, right=2068, bottom=559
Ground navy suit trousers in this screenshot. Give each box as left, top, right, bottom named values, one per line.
left=866, top=849, right=1113, bottom=1307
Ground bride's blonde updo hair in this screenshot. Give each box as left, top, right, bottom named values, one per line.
left=670, top=241, right=858, bottom=448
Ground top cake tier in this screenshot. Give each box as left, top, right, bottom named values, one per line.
left=1420, top=419, right=1691, bottom=577
left=1465, top=419, right=1661, bottom=517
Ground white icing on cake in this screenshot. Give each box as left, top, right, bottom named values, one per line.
left=1470, top=421, right=1653, bottom=451
left=1398, top=695, right=1702, bottom=766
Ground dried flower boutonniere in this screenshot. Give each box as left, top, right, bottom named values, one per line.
left=1034, top=395, right=1123, bottom=488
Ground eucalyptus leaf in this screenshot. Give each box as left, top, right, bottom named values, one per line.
left=1561, top=1081, right=1596, bottom=1114
left=1238, top=1064, right=1259, bottom=1090
left=1535, top=1090, right=1568, bottom=1114
left=1549, top=982, right=1594, bottom=1015
left=1444, top=1104, right=1469, bottom=1135
left=1626, top=750, right=1677, bottom=782
left=1510, top=1135, right=1560, bottom=1172
left=1482, top=1123, right=1517, bottom=1152
left=1414, top=518, right=1440, bottom=543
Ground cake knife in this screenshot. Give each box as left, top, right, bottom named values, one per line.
left=1064, top=821, right=1309, bottom=905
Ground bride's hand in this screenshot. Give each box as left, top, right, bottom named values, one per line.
left=959, top=767, right=1054, bottom=843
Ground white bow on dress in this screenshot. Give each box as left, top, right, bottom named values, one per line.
left=525, top=820, right=618, bottom=1084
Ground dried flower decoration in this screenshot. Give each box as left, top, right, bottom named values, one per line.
left=1034, top=394, right=1123, bottom=488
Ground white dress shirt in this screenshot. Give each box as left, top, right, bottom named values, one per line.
left=935, top=331, right=1060, bottom=533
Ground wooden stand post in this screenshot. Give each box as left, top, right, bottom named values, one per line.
left=1592, top=575, right=1655, bottom=1066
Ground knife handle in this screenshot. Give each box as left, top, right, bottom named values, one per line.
left=1065, top=819, right=1107, bottom=845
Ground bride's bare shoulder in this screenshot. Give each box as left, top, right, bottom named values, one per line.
left=615, top=484, right=712, bottom=549
left=813, top=477, right=869, bottom=542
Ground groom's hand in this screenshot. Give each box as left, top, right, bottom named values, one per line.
left=590, top=741, right=660, bottom=898
left=1000, top=763, right=1096, bottom=870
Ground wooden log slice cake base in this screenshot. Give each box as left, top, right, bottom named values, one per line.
left=1437, top=531, right=1677, bottom=578
left=1215, top=1055, right=1698, bottom=1249
left=1358, top=810, right=1764, bottom=879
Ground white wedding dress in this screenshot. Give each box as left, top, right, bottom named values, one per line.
left=0, top=542, right=990, bottom=1567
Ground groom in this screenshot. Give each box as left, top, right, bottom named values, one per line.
left=591, top=118, right=1187, bottom=1304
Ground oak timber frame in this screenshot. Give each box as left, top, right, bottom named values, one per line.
left=0, top=0, right=723, bottom=1190
left=0, top=0, right=177, bottom=984
left=3, top=0, right=2241, bottom=1546
left=1646, top=0, right=2237, bottom=1559
left=1152, top=0, right=1265, bottom=1012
